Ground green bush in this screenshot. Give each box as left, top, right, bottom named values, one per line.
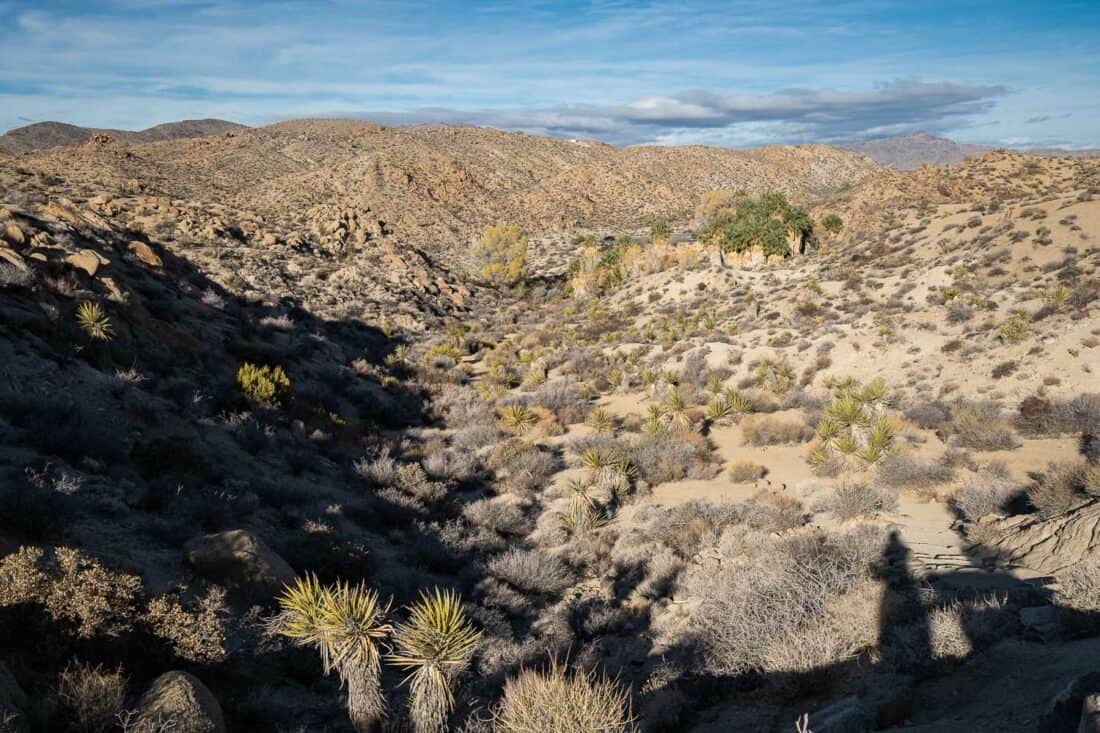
left=473, top=222, right=528, bottom=287
left=821, top=213, right=843, bottom=234
left=236, top=362, right=292, bottom=408
left=699, top=192, right=812, bottom=256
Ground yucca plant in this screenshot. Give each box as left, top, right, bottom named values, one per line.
left=586, top=408, right=615, bottom=434
left=76, top=301, right=113, bottom=341
left=276, top=575, right=393, bottom=732
left=501, top=405, right=538, bottom=434
left=388, top=588, right=480, bottom=733
left=560, top=501, right=609, bottom=535
left=705, top=396, right=733, bottom=422
left=722, top=388, right=752, bottom=415
left=830, top=397, right=870, bottom=430
left=814, top=416, right=842, bottom=443
left=859, top=417, right=895, bottom=466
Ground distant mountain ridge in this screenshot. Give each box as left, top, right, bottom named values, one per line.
left=842, top=132, right=1099, bottom=170
left=0, top=119, right=246, bottom=155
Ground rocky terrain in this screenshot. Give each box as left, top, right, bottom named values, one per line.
left=1, top=122, right=1099, bottom=733
left=0, top=120, right=247, bottom=157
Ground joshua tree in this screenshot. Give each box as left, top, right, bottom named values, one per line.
left=276, top=575, right=392, bottom=732
left=388, top=588, right=480, bottom=733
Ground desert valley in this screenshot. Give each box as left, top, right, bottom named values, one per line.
left=0, top=115, right=1097, bottom=732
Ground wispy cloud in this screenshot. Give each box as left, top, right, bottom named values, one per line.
left=0, top=0, right=1096, bottom=147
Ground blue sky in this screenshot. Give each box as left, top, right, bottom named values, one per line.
left=1, top=0, right=1098, bottom=148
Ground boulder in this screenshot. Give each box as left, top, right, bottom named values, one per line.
left=987, top=499, right=1100, bottom=573
left=185, top=529, right=294, bottom=593
left=137, top=671, right=225, bottom=733
left=807, top=696, right=873, bottom=733
left=66, top=248, right=110, bottom=277
left=0, top=248, right=28, bottom=271
left=127, top=241, right=163, bottom=268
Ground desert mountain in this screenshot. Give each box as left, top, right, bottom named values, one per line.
left=0, top=119, right=246, bottom=156
left=10, top=120, right=883, bottom=265
left=843, top=131, right=1100, bottom=170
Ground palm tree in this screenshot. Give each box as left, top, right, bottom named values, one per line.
left=388, top=588, right=480, bottom=733
left=276, top=575, right=392, bottom=732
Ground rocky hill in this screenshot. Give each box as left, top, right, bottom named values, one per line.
left=10, top=119, right=883, bottom=268
left=0, top=119, right=246, bottom=156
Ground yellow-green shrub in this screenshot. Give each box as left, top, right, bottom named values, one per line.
left=237, top=362, right=292, bottom=408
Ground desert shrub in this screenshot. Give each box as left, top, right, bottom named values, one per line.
left=631, top=502, right=743, bottom=560
left=0, top=262, right=34, bottom=288
left=487, top=548, right=574, bottom=596
left=728, top=460, right=767, bottom=482
left=1027, top=461, right=1100, bottom=517
left=1014, top=393, right=1100, bottom=437
left=905, top=401, right=950, bottom=430
left=493, top=659, right=634, bottom=733
left=698, top=191, right=811, bottom=256
left=453, top=423, right=502, bottom=452
left=236, top=362, right=292, bottom=408
left=876, top=454, right=954, bottom=489
left=629, top=432, right=718, bottom=485
left=741, top=415, right=813, bottom=446
left=954, top=465, right=1016, bottom=520
left=57, top=660, right=128, bottom=733
left=488, top=440, right=562, bottom=493
left=423, top=448, right=479, bottom=482
left=145, top=586, right=230, bottom=663
left=463, top=499, right=529, bottom=536
left=821, top=213, right=843, bottom=234
left=0, top=546, right=141, bottom=639
left=355, top=446, right=400, bottom=485
left=742, top=491, right=805, bottom=532
left=474, top=223, right=528, bottom=287
left=685, top=526, right=885, bottom=676
left=532, top=379, right=588, bottom=424
left=18, top=398, right=126, bottom=466
left=945, top=401, right=1019, bottom=451
left=814, top=483, right=898, bottom=520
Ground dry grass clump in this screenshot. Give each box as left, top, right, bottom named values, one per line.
left=944, top=401, right=1020, bottom=451
left=1027, top=460, right=1100, bottom=517
left=493, top=659, right=634, bottom=733
left=741, top=415, right=813, bottom=446
left=57, top=660, right=128, bottom=733
left=814, top=483, right=898, bottom=520
left=488, top=548, right=574, bottom=596
left=532, top=379, right=589, bottom=424
left=727, top=460, right=768, bottom=482
left=953, top=465, right=1016, bottom=520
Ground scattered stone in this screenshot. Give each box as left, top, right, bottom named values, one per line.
left=1020, top=605, right=1061, bottom=641
left=137, top=671, right=226, bottom=733
left=0, top=248, right=28, bottom=271
left=127, top=240, right=163, bottom=267
left=807, top=696, right=873, bottom=733
left=184, top=529, right=294, bottom=593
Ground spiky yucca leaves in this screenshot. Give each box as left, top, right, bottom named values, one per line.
left=722, top=388, right=752, bottom=415
left=705, top=396, right=733, bottom=422
left=389, top=588, right=480, bottom=733
left=586, top=408, right=615, bottom=434
left=859, top=416, right=895, bottom=465
left=643, top=404, right=669, bottom=435
left=754, top=357, right=794, bottom=394
left=501, top=405, right=538, bottom=434
left=277, top=575, right=393, bottom=732
left=76, top=301, right=113, bottom=341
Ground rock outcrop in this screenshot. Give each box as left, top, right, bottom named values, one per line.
left=137, top=671, right=226, bottom=733
left=984, top=499, right=1100, bottom=573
